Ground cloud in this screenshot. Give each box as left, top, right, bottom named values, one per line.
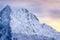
left=48, top=9, right=60, bottom=19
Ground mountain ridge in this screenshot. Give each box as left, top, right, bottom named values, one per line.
left=9, top=5, right=60, bottom=40
left=0, top=5, right=60, bottom=40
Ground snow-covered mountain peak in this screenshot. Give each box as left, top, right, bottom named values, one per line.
left=8, top=5, right=59, bottom=35
left=10, top=6, right=42, bottom=35
left=1, top=5, right=60, bottom=40
left=0, top=5, right=11, bottom=26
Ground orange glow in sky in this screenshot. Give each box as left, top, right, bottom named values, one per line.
left=38, top=17, right=60, bottom=32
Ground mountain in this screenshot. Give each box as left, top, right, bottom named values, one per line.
left=0, top=5, right=12, bottom=40
left=0, top=5, right=60, bottom=40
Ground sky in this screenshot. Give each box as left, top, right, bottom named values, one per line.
left=0, top=0, right=60, bottom=32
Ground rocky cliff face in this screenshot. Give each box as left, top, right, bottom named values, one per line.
left=0, top=5, right=12, bottom=40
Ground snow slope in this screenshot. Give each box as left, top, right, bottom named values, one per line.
left=10, top=5, right=60, bottom=40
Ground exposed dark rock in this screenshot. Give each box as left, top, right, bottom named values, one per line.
left=0, top=5, right=12, bottom=40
